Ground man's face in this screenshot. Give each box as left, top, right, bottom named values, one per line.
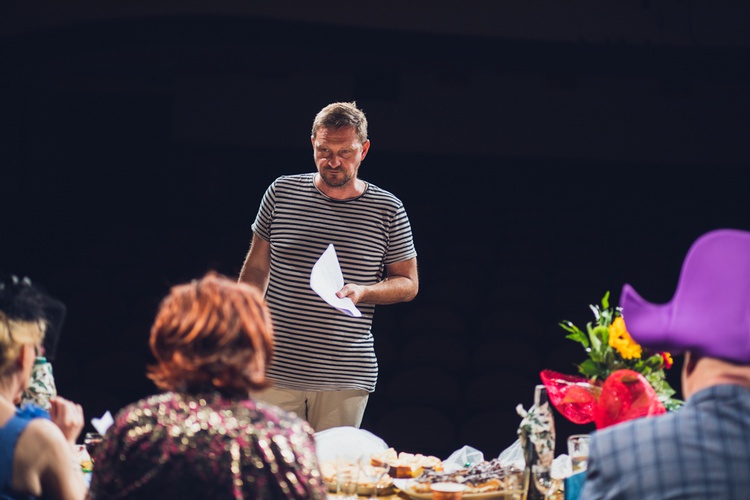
left=311, top=126, right=370, bottom=189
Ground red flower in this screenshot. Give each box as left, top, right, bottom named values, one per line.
left=659, top=352, right=674, bottom=369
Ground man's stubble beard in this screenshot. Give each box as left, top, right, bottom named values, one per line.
left=320, top=169, right=355, bottom=189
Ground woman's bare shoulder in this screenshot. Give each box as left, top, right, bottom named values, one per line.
left=16, top=417, right=71, bottom=469
left=14, top=418, right=85, bottom=499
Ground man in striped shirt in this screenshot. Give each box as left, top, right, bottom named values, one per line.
left=239, top=102, right=419, bottom=431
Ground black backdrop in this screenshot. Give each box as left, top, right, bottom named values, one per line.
left=2, top=10, right=750, bottom=459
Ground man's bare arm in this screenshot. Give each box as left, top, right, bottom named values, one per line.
left=336, top=257, right=418, bottom=305
left=238, top=235, right=271, bottom=295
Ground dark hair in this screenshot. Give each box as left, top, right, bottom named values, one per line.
left=0, top=274, right=66, bottom=360
left=0, top=275, right=46, bottom=322
left=147, top=272, right=274, bottom=395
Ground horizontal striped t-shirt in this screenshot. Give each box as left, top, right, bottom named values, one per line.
left=251, top=173, right=417, bottom=392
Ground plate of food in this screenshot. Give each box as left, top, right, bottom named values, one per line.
left=393, top=458, right=525, bottom=500
left=370, top=448, right=443, bottom=479
left=320, top=460, right=395, bottom=496
left=395, top=486, right=523, bottom=500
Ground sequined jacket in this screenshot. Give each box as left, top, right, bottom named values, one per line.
left=87, top=391, right=328, bottom=499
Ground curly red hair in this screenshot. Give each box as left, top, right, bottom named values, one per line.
left=147, top=272, right=274, bottom=395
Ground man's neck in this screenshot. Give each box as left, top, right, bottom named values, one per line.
left=314, top=174, right=366, bottom=200
left=684, top=355, right=750, bottom=398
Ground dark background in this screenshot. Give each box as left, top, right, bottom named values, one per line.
left=2, top=1, right=749, bottom=460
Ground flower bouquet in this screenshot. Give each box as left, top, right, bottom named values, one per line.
left=541, top=292, right=683, bottom=429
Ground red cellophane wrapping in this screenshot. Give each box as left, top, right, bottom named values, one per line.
left=540, top=370, right=600, bottom=425
left=593, top=369, right=666, bottom=428
left=540, top=369, right=665, bottom=429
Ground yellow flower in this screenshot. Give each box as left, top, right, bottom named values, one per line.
left=608, top=317, right=642, bottom=360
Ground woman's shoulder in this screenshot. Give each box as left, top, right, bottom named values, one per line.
left=13, top=417, right=71, bottom=480
left=17, top=416, right=63, bottom=444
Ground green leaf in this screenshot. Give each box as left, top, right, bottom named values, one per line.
left=587, top=323, right=602, bottom=353
left=599, top=308, right=614, bottom=327
left=601, top=291, right=610, bottom=310
left=578, top=359, right=600, bottom=378
left=664, top=398, right=684, bottom=411
left=643, top=354, right=664, bottom=369
left=560, top=321, right=590, bottom=348
left=589, top=325, right=609, bottom=359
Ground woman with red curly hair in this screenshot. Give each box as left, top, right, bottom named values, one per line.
left=87, top=272, right=327, bottom=499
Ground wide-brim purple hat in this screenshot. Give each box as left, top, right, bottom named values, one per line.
left=620, top=228, right=750, bottom=363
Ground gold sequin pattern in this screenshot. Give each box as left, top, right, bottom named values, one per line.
left=87, top=391, right=327, bottom=499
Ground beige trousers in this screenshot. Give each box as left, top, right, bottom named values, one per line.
left=252, top=386, right=369, bottom=432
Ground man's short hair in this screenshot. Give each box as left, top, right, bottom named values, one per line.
left=311, top=101, right=368, bottom=144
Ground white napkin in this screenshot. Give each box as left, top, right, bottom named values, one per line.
left=314, top=426, right=387, bottom=462
left=91, top=410, right=114, bottom=435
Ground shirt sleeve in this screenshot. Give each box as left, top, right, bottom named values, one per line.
left=251, top=181, right=277, bottom=242
left=384, top=204, right=417, bottom=265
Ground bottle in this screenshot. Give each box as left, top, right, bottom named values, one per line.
left=20, top=356, right=58, bottom=411
left=518, top=384, right=556, bottom=500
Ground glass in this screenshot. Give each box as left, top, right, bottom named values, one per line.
left=358, top=453, right=390, bottom=500
left=567, top=434, right=590, bottom=473
left=84, top=432, right=103, bottom=462
left=336, top=457, right=360, bottom=500
left=532, top=464, right=561, bottom=500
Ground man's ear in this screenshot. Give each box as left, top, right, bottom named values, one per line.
left=684, top=351, right=699, bottom=376
left=360, top=140, right=371, bottom=161
left=681, top=350, right=699, bottom=399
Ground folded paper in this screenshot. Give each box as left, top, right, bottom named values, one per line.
left=310, top=244, right=362, bottom=318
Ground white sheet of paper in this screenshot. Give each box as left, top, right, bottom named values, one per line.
left=310, top=244, right=362, bottom=317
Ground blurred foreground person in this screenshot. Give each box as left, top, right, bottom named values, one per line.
left=582, top=229, right=750, bottom=500
left=88, top=272, right=327, bottom=499
left=0, top=275, right=86, bottom=499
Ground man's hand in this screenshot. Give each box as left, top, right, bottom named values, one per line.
left=336, top=283, right=366, bottom=305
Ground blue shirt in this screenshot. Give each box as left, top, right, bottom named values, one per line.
left=0, top=405, right=50, bottom=500
left=581, top=384, right=750, bottom=500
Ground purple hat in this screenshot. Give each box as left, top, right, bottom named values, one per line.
left=620, top=229, right=750, bottom=363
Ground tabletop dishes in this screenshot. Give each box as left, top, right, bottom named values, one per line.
left=394, top=459, right=524, bottom=500
left=320, top=448, right=443, bottom=496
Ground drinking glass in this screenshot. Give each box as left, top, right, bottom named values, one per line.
left=357, top=453, right=390, bottom=500
left=336, top=457, right=360, bottom=500
left=532, top=464, right=560, bottom=500
left=84, top=432, right=103, bottom=462
left=567, top=434, right=590, bottom=473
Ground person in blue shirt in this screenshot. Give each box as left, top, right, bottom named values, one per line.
left=582, top=229, right=750, bottom=500
left=0, top=275, right=86, bottom=499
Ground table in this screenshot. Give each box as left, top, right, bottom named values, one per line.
left=327, top=491, right=564, bottom=500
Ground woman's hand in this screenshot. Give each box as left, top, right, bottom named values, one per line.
left=48, top=396, right=84, bottom=445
